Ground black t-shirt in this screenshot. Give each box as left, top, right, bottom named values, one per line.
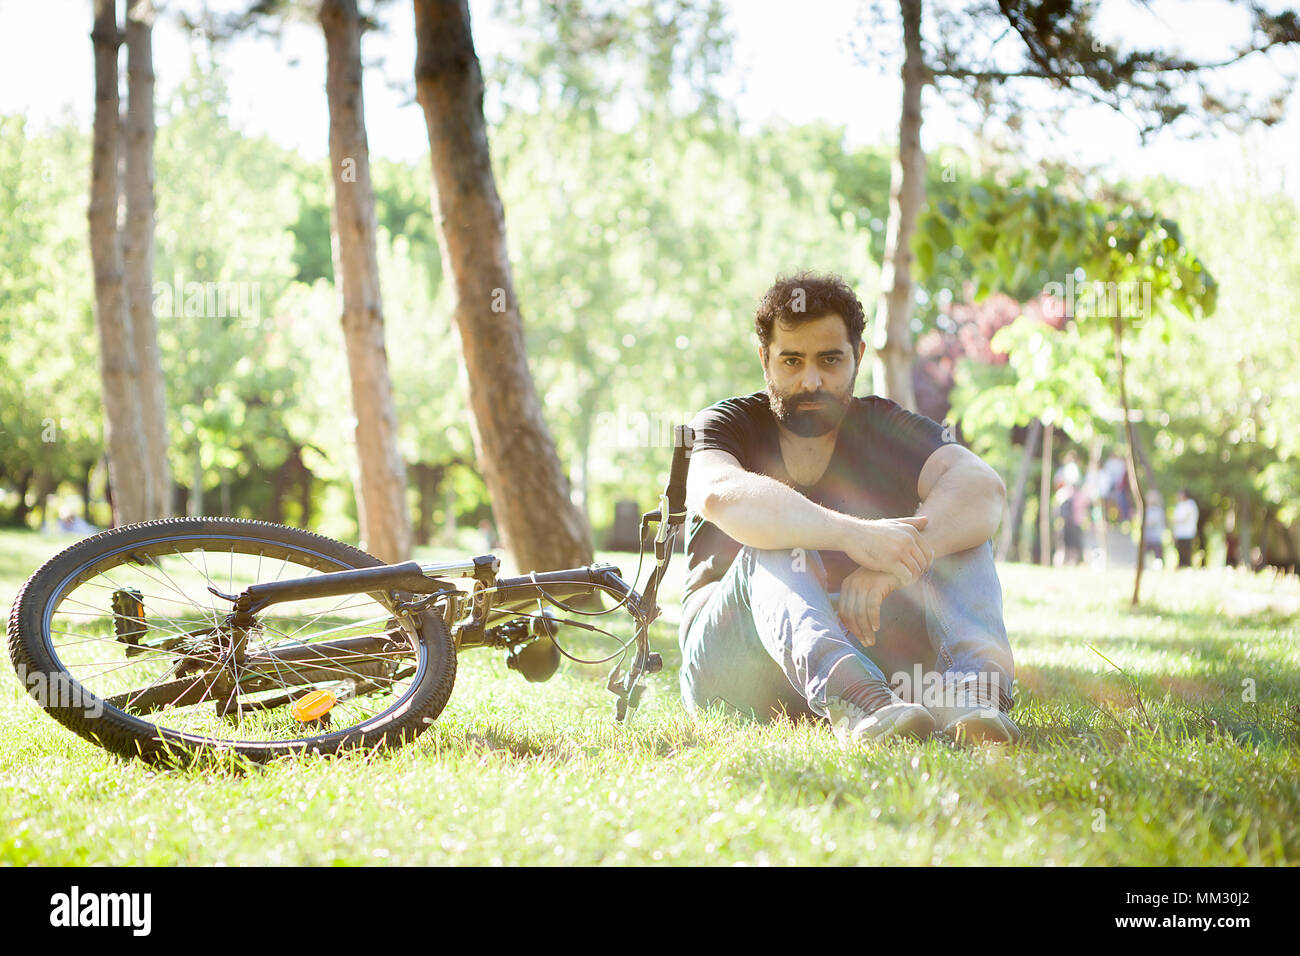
left=681, top=391, right=947, bottom=634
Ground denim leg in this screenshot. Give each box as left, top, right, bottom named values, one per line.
left=918, top=540, right=1016, bottom=711
left=864, top=541, right=1015, bottom=711
left=678, top=545, right=887, bottom=722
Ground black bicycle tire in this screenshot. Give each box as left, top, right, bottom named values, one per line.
left=7, top=517, right=457, bottom=765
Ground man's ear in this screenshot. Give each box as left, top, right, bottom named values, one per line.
left=757, top=344, right=767, bottom=369
left=855, top=339, right=866, bottom=366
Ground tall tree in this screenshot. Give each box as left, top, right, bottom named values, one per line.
left=872, top=0, right=924, bottom=410
left=89, top=0, right=151, bottom=526
left=320, top=0, right=412, bottom=562
left=413, top=0, right=593, bottom=572
left=124, top=0, right=171, bottom=519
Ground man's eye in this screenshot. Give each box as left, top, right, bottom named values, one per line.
left=824, top=356, right=841, bottom=365
left=784, top=358, right=799, bottom=366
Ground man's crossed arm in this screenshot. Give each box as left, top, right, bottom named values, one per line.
left=914, top=442, right=1007, bottom=559
left=686, top=442, right=1006, bottom=645
left=832, top=443, right=1006, bottom=646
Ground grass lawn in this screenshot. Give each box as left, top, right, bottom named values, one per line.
left=2, top=526, right=1298, bottom=865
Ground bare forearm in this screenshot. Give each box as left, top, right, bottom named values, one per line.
left=701, top=470, right=856, bottom=552
left=916, top=465, right=1005, bottom=559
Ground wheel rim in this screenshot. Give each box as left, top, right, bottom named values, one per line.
left=35, top=531, right=429, bottom=753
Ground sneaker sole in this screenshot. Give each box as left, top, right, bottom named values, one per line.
left=945, top=713, right=1021, bottom=746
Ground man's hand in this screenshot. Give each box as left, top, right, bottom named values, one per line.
left=838, top=515, right=934, bottom=586
left=837, top=566, right=907, bottom=646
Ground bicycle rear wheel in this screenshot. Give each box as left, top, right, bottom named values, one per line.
left=7, top=518, right=456, bottom=764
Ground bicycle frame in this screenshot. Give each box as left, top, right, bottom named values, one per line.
left=195, top=425, right=695, bottom=720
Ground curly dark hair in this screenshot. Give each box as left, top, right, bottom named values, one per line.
left=753, top=271, right=867, bottom=351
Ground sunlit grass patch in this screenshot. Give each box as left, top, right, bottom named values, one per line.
left=3, top=529, right=1298, bottom=865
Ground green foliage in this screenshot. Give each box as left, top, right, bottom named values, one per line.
left=288, top=172, right=333, bottom=285
left=0, top=117, right=102, bottom=523
left=492, top=106, right=872, bottom=529
left=153, top=59, right=301, bottom=495
left=488, top=0, right=734, bottom=126
left=937, top=163, right=1297, bottom=551
left=959, top=316, right=1110, bottom=444
left=1128, top=174, right=1300, bottom=526
left=371, top=159, right=443, bottom=296
left=936, top=177, right=1215, bottom=452
left=947, top=180, right=1218, bottom=323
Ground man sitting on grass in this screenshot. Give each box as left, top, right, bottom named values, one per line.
left=679, top=271, right=1019, bottom=746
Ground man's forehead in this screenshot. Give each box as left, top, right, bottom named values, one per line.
left=769, top=314, right=855, bottom=352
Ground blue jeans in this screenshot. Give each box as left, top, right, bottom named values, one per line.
left=678, top=541, right=1015, bottom=721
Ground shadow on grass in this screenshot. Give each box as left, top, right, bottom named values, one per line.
left=1010, top=670, right=1300, bottom=752
left=435, top=702, right=786, bottom=764
left=1018, top=635, right=1300, bottom=695
left=1122, top=600, right=1297, bottom=632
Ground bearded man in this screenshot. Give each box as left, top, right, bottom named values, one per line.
left=679, top=272, right=1019, bottom=746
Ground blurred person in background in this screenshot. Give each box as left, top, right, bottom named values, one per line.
left=1101, top=451, right=1131, bottom=526
left=1173, top=489, right=1199, bottom=569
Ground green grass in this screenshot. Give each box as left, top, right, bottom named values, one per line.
left=3, top=527, right=1298, bottom=865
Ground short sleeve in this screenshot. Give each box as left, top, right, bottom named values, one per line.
left=688, top=397, right=755, bottom=468
left=868, top=398, right=947, bottom=501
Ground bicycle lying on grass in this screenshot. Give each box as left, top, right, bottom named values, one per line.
left=7, top=428, right=694, bottom=765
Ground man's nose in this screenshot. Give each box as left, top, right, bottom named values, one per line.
left=801, top=366, right=823, bottom=391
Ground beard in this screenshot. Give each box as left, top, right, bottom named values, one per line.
left=764, top=373, right=854, bottom=438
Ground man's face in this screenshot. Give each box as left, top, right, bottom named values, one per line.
left=760, top=313, right=866, bottom=438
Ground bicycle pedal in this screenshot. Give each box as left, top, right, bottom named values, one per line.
left=292, top=690, right=338, bottom=723
left=111, top=588, right=146, bottom=657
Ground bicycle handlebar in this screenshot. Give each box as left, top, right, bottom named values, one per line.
left=665, top=424, right=693, bottom=520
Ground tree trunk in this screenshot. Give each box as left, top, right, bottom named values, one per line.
left=124, top=0, right=169, bottom=520
left=872, top=0, right=925, bottom=411
left=299, top=456, right=315, bottom=528
left=268, top=447, right=293, bottom=525
left=10, top=469, right=32, bottom=527
left=411, top=463, right=434, bottom=546
left=34, top=472, right=57, bottom=531
left=321, top=0, right=413, bottom=563
left=1113, top=314, right=1146, bottom=606
left=80, top=460, right=95, bottom=523
left=1127, top=420, right=1156, bottom=493
left=413, top=0, right=593, bottom=572
left=1038, top=421, right=1053, bottom=565
left=1260, top=507, right=1278, bottom=569
left=1238, top=495, right=1252, bottom=568
left=1000, top=418, right=1040, bottom=561
left=411, top=460, right=463, bottom=545
left=90, top=0, right=151, bottom=528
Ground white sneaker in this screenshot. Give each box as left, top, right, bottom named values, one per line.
left=927, top=679, right=1021, bottom=745
left=826, top=694, right=935, bottom=745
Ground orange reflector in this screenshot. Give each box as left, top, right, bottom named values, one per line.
left=291, top=690, right=337, bottom=722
